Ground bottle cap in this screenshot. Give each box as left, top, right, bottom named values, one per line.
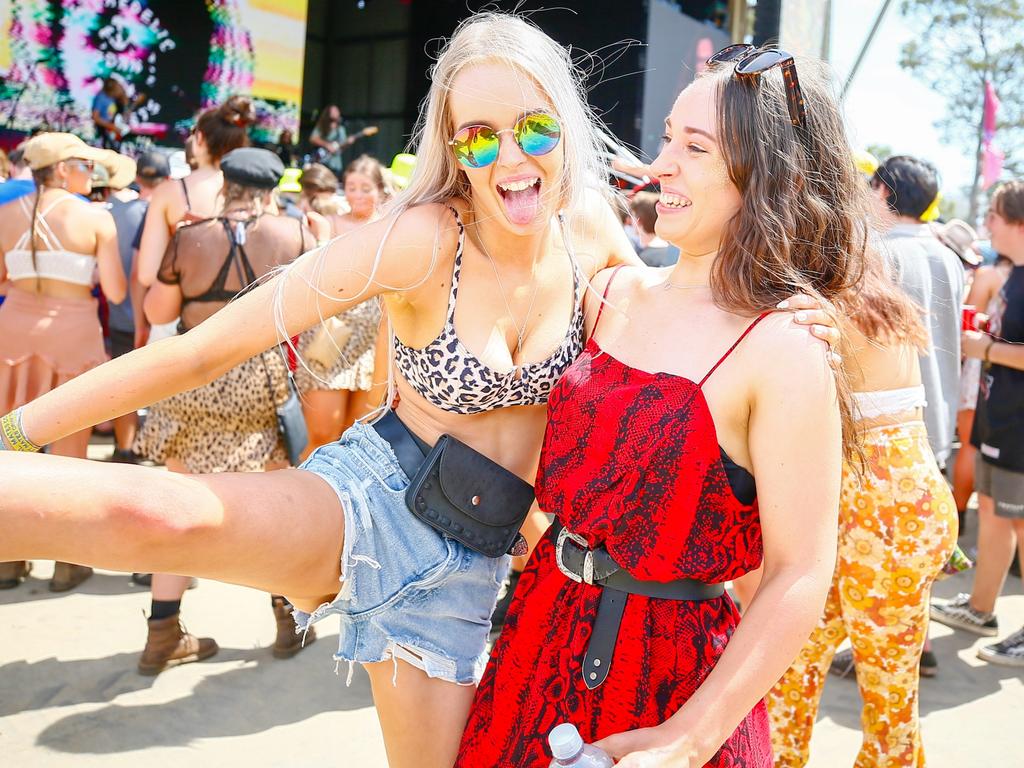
left=549, top=723, right=584, bottom=760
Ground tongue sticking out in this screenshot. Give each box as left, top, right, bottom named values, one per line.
left=501, top=182, right=541, bottom=226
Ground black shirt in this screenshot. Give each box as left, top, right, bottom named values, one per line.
left=972, top=265, right=1024, bottom=471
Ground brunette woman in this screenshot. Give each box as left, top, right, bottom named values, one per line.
left=457, top=45, right=860, bottom=768
left=295, top=156, right=389, bottom=454
left=0, top=17, right=833, bottom=767
left=131, top=149, right=316, bottom=673
left=0, top=133, right=127, bottom=590
left=131, top=96, right=253, bottom=626
left=136, top=96, right=253, bottom=291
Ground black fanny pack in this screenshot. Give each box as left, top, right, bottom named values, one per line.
left=372, top=411, right=534, bottom=558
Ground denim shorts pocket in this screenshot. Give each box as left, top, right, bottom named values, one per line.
left=350, top=440, right=410, bottom=494
left=345, top=532, right=459, bottom=619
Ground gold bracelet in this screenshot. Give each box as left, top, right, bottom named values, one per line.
left=0, top=408, right=42, bottom=452
left=984, top=338, right=997, bottom=364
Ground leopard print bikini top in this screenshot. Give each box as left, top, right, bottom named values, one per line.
left=393, top=207, right=585, bottom=415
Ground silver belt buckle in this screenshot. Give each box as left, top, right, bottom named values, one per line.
left=555, top=526, right=595, bottom=585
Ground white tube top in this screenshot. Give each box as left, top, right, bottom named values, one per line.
left=853, top=385, right=927, bottom=420
left=4, top=249, right=96, bottom=286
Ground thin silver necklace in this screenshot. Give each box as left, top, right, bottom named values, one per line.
left=475, top=225, right=541, bottom=359
left=663, top=281, right=709, bottom=290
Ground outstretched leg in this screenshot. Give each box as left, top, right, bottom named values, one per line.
left=0, top=452, right=344, bottom=611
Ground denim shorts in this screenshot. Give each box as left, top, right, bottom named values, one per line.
left=293, top=420, right=509, bottom=685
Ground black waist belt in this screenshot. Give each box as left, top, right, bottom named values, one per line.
left=371, top=409, right=432, bottom=478
left=372, top=410, right=534, bottom=558
left=551, top=520, right=725, bottom=689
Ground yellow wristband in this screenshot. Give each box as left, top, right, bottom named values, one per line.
left=0, top=408, right=42, bottom=452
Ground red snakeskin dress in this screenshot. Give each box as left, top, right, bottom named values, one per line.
left=456, top=316, right=773, bottom=768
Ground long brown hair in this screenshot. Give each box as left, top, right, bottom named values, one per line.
left=699, top=52, right=873, bottom=457
left=195, top=96, right=253, bottom=163
left=28, top=165, right=57, bottom=290
left=842, top=249, right=928, bottom=349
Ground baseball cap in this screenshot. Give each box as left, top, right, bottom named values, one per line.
left=136, top=151, right=171, bottom=181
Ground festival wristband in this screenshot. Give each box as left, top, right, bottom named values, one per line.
left=0, top=408, right=42, bottom=452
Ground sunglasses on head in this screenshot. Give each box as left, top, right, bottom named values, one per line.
left=449, top=112, right=561, bottom=169
left=706, top=44, right=806, bottom=129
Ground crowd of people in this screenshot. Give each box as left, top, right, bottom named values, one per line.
left=1, top=11, right=1022, bottom=768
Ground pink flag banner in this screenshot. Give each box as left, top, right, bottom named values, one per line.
left=982, top=80, right=1003, bottom=190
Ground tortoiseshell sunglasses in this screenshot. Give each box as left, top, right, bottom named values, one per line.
left=707, top=44, right=806, bottom=129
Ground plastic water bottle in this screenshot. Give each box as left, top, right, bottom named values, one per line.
left=548, top=723, right=614, bottom=767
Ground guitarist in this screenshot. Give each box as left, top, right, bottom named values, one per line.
left=309, top=104, right=376, bottom=175
left=91, top=77, right=145, bottom=151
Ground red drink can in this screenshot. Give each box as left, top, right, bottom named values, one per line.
left=962, top=305, right=978, bottom=331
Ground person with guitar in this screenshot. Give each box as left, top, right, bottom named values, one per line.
left=308, top=104, right=377, bottom=175
left=91, top=77, right=145, bottom=151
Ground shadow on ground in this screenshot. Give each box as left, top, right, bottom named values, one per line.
left=0, top=571, right=144, bottom=603
left=20, top=642, right=373, bottom=754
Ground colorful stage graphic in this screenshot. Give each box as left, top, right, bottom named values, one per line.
left=0, top=0, right=308, bottom=147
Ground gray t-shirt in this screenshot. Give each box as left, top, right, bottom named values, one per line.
left=882, top=222, right=965, bottom=465
left=106, top=197, right=149, bottom=333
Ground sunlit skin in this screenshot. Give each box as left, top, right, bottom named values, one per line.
left=450, top=61, right=565, bottom=239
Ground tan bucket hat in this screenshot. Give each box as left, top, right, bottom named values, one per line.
left=22, top=132, right=136, bottom=188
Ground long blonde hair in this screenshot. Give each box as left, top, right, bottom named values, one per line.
left=273, top=12, right=613, bottom=402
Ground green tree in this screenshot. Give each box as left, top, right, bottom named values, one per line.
left=899, top=0, right=1024, bottom=224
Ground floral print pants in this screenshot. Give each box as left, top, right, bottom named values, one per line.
left=768, top=421, right=957, bottom=768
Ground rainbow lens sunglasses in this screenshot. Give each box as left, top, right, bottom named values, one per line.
left=706, top=44, right=806, bottom=128
left=449, top=112, right=562, bottom=169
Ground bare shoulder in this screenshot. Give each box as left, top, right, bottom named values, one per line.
left=75, top=198, right=116, bottom=232
left=319, top=201, right=459, bottom=295
left=564, top=186, right=636, bottom=276
left=745, top=311, right=835, bottom=394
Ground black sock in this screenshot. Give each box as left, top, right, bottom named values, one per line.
left=150, top=599, right=181, bottom=621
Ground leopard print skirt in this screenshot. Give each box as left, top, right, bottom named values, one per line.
left=134, top=350, right=288, bottom=473
left=294, top=299, right=382, bottom=393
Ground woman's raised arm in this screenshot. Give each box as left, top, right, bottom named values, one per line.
left=18, top=204, right=451, bottom=448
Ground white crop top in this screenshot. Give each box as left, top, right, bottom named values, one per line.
left=853, top=385, right=927, bottom=420
left=3, top=196, right=96, bottom=287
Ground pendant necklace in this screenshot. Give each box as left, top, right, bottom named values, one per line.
left=475, top=226, right=542, bottom=359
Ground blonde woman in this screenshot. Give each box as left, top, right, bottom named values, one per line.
left=0, top=15, right=833, bottom=767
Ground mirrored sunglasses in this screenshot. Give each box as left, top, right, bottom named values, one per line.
left=449, top=112, right=561, bottom=169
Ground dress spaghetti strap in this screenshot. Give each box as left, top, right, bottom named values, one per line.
left=697, top=311, right=774, bottom=388
left=180, top=178, right=192, bottom=212
left=593, top=264, right=627, bottom=334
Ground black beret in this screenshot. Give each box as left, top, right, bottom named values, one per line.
left=220, top=147, right=284, bottom=189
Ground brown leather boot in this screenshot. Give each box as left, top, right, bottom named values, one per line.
left=0, top=561, right=31, bottom=589
left=49, top=562, right=93, bottom=592
left=272, top=596, right=316, bottom=659
left=138, top=614, right=219, bottom=675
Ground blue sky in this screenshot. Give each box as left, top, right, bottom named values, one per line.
left=830, top=0, right=976, bottom=194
